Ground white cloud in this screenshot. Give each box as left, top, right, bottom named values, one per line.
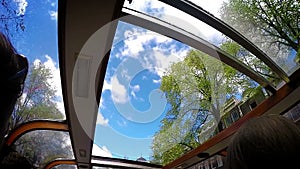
left=33, top=59, right=41, bottom=66
left=121, top=68, right=131, bottom=80
left=153, top=79, right=161, bottom=84
left=119, top=30, right=185, bottom=77
left=96, top=112, right=109, bottom=126
left=142, top=75, right=147, bottom=80
left=189, top=0, right=227, bottom=17
left=117, top=120, right=127, bottom=127
left=132, top=85, right=140, bottom=92
left=141, top=50, right=183, bottom=77
left=102, top=79, right=112, bottom=91
left=14, top=0, right=28, bottom=16
left=92, top=144, right=112, bottom=157
left=111, top=76, right=128, bottom=104
left=130, top=90, right=137, bottom=99
left=49, top=10, right=57, bottom=20
left=130, top=84, right=140, bottom=100
left=99, top=97, right=104, bottom=108
left=121, top=31, right=172, bottom=57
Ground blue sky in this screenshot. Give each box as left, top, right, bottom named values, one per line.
left=8, top=0, right=58, bottom=64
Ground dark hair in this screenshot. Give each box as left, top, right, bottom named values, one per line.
left=0, top=32, right=28, bottom=95
left=0, top=32, right=32, bottom=169
left=0, top=32, right=18, bottom=77
left=0, top=32, right=28, bottom=152
left=225, top=114, right=300, bottom=169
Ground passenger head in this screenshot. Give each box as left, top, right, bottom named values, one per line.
left=225, top=114, right=300, bottom=169
left=0, top=32, right=28, bottom=150
left=0, top=146, right=33, bottom=169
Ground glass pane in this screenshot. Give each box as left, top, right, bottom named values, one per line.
left=0, top=0, right=66, bottom=130
left=122, top=0, right=283, bottom=87
left=14, top=130, right=74, bottom=169
left=93, top=20, right=270, bottom=166
left=188, top=0, right=300, bottom=74
left=283, top=102, right=300, bottom=124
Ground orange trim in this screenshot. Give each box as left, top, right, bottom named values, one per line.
left=44, top=159, right=76, bottom=169
left=6, top=120, right=68, bottom=146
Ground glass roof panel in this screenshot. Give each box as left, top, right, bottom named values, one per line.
left=14, top=130, right=74, bottom=169
left=93, top=19, right=271, bottom=165
left=122, top=0, right=285, bottom=88
left=0, top=0, right=66, bottom=130
left=186, top=0, right=300, bottom=75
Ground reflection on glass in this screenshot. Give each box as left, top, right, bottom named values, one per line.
left=191, top=0, right=300, bottom=74
left=220, top=40, right=282, bottom=87
left=122, top=0, right=283, bottom=88
left=14, top=130, right=74, bottom=169
left=123, top=0, right=222, bottom=45
left=52, top=164, right=78, bottom=169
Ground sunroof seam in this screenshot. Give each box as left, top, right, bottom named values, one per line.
left=120, top=11, right=276, bottom=93
left=157, top=0, right=289, bottom=83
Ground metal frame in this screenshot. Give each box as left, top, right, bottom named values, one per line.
left=120, top=10, right=277, bottom=93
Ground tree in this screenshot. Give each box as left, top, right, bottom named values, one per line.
left=151, top=38, right=276, bottom=164
left=0, top=0, right=26, bottom=35
left=10, top=61, right=63, bottom=130
left=14, top=130, right=73, bottom=169
left=220, top=0, right=300, bottom=65
left=220, top=39, right=281, bottom=85
left=9, top=61, right=67, bottom=168
left=151, top=46, right=257, bottom=164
